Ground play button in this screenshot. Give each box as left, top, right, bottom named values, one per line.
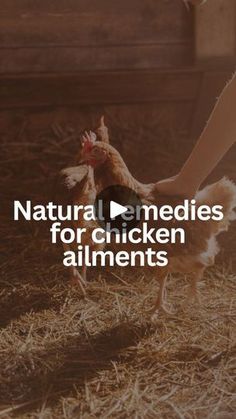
left=110, top=201, right=128, bottom=219
left=95, top=184, right=143, bottom=233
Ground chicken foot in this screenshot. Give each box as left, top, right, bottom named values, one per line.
left=185, top=267, right=204, bottom=306
left=69, top=266, right=87, bottom=296
left=62, top=243, right=87, bottom=295
left=148, top=268, right=173, bottom=315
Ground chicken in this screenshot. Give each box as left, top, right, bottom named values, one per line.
left=60, top=164, right=101, bottom=293
left=148, top=177, right=236, bottom=313
left=59, top=117, right=109, bottom=291
left=79, top=132, right=236, bottom=314
left=80, top=133, right=155, bottom=200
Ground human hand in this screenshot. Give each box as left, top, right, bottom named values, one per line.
left=156, top=174, right=197, bottom=199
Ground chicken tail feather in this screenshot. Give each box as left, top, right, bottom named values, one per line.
left=96, top=115, right=109, bottom=144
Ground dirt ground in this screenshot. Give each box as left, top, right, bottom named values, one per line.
left=0, top=104, right=236, bottom=418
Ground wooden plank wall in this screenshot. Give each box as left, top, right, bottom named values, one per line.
left=0, top=0, right=234, bottom=139
left=195, top=0, right=236, bottom=63
left=0, top=0, right=193, bottom=75
left=0, top=70, right=201, bottom=109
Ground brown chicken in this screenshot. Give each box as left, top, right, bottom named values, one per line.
left=80, top=133, right=155, bottom=200
left=60, top=164, right=100, bottom=293
left=79, top=132, right=236, bottom=314
left=60, top=118, right=109, bottom=291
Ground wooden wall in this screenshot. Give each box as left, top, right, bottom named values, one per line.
left=0, top=0, right=234, bottom=139
left=195, top=0, right=236, bottom=63
left=0, top=0, right=193, bottom=75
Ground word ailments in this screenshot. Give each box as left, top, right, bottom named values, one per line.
left=64, top=245, right=168, bottom=268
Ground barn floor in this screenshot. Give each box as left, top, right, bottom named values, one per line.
left=1, top=104, right=236, bottom=418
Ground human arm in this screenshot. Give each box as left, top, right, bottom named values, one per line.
left=157, top=73, right=236, bottom=197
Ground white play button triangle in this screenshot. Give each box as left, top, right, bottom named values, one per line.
left=110, top=200, right=128, bottom=219
left=95, top=185, right=142, bottom=233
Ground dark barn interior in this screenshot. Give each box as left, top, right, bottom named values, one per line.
left=0, top=1, right=236, bottom=417
left=0, top=0, right=235, bottom=179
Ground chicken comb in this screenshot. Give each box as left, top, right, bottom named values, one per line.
left=81, top=130, right=97, bottom=152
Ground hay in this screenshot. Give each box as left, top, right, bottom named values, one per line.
left=0, top=105, right=235, bottom=418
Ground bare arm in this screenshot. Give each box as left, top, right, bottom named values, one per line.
left=157, top=73, right=236, bottom=197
